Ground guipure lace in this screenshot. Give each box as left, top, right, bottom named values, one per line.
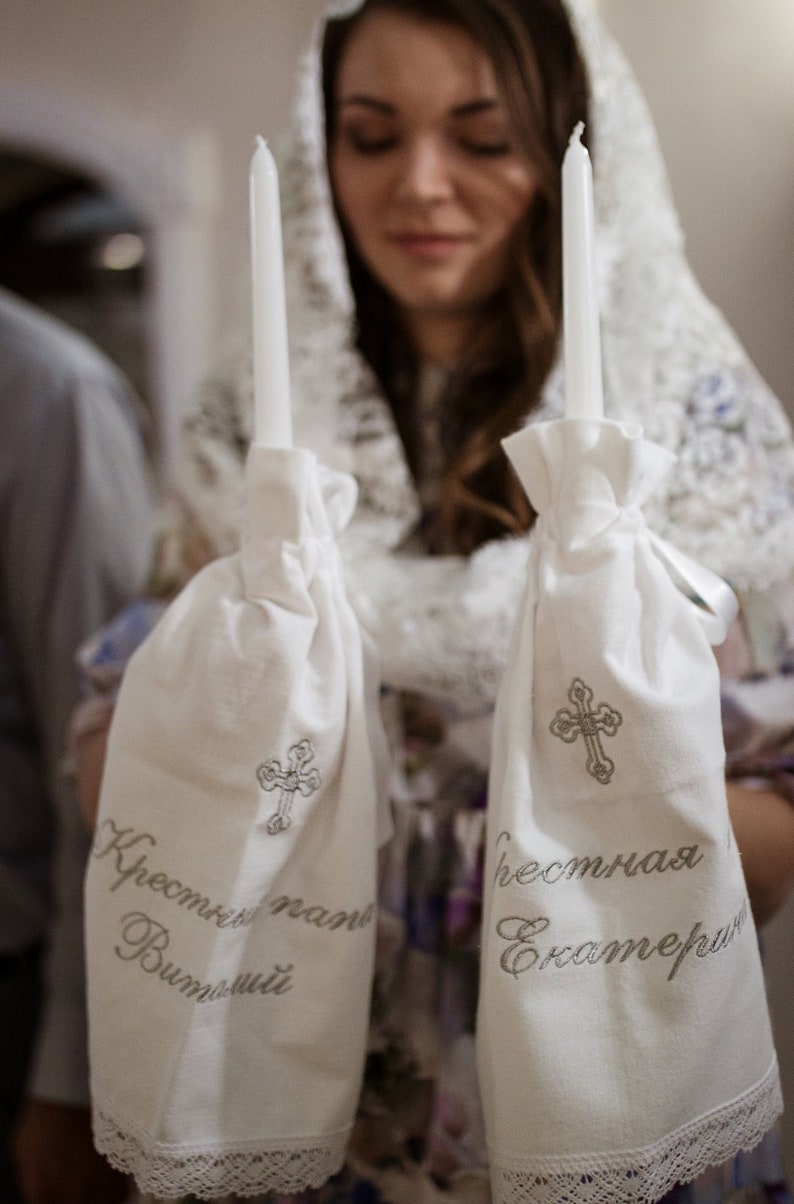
left=490, top=1060, right=782, bottom=1204
left=94, top=1105, right=349, bottom=1199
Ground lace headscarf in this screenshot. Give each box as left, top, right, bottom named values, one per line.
left=178, top=0, right=794, bottom=714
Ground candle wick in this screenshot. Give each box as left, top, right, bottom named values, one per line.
left=569, top=121, right=586, bottom=148
left=255, top=134, right=269, bottom=151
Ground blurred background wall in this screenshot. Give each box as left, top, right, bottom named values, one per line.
left=1, top=0, right=792, bottom=1171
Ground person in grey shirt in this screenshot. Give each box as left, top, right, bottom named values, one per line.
left=0, top=286, right=153, bottom=1202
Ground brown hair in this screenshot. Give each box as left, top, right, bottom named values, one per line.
left=323, top=0, right=590, bottom=553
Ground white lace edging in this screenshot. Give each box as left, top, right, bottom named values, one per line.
left=490, top=1059, right=782, bottom=1204
left=93, top=1105, right=349, bottom=1199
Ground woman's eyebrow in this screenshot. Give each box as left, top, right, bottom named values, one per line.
left=451, top=99, right=501, bottom=117
left=337, top=95, right=396, bottom=114
left=336, top=97, right=501, bottom=116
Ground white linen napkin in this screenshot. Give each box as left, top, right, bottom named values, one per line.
left=477, top=419, right=782, bottom=1204
left=86, top=446, right=390, bottom=1200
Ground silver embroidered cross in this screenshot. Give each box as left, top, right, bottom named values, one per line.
left=256, top=739, right=322, bottom=834
left=550, top=678, right=622, bottom=785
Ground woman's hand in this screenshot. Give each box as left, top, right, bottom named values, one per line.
left=75, top=722, right=111, bottom=831
left=727, top=780, right=794, bottom=926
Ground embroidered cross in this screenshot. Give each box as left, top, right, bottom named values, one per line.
left=256, top=739, right=322, bottom=834
left=550, top=678, right=622, bottom=785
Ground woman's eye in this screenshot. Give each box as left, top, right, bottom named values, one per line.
left=348, top=133, right=398, bottom=155
left=462, top=140, right=512, bottom=157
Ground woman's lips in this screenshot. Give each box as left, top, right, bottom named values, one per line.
left=390, top=232, right=472, bottom=258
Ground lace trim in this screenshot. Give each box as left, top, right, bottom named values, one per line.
left=490, top=1059, right=782, bottom=1204
left=93, top=1105, right=349, bottom=1199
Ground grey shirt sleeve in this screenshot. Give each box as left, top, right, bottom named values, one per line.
left=0, top=298, right=154, bottom=1104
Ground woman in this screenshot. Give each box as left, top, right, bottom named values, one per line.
left=79, top=1, right=794, bottom=1201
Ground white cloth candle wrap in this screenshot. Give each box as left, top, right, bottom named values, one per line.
left=85, top=445, right=391, bottom=1200
left=477, top=418, right=782, bottom=1204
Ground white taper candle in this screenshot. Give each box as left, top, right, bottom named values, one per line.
left=562, top=122, right=604, bottom=420
left=250, top=135, right=293, bottom=447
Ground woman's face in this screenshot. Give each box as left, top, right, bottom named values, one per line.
left=329, top=8, right=537, bottom=359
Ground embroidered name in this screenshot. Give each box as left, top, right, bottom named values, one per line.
left=115, top=911, right=294, bottom=1001
left=493, top=830, right=703, bottom=887
left=496, top=901, right=749, bottom=982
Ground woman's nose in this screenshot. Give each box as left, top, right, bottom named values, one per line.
left=394, top=138, right=455, bottom=205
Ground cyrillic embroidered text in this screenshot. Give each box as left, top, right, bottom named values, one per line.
left=496, top=901, right=749, bottom=982
left=114, top=910, right=294, bottom=1001
left=492, top=829, right=704, bottom=888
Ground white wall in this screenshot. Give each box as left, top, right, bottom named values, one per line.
left=2, top=0, right=793, bottom=1176
left=601, top=0, right=794, bottom=410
